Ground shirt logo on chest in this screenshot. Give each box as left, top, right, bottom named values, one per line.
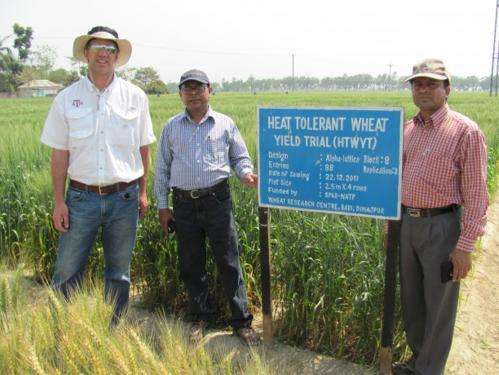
left=72, top=99, right=83, bottom=108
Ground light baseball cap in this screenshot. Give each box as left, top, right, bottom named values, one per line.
left=404, top=58, right=451, bottom=83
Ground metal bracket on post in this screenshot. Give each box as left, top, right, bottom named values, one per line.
left=259, top=206, right=273, bottom=343
left=379, top=220, right=400, bottom=374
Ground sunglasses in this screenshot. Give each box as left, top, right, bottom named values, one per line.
left=87, top=44, right=118, bottom=54
left=180, top=83, right=208, bottom=93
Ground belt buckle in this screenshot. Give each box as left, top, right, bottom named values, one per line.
left=98, top=185, right=108, bottom=196
left=407, top=208, right=421, bottom=218
left=190, top=189, right=200, bottom=199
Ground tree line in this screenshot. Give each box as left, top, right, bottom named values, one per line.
left=214, top=74, right=489, bottom=92
left=0, top=24, right=491, bottom=95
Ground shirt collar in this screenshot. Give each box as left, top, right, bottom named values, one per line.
left=83, top=74, right=117, bottom=94
left=182, top=106, right=215, bottom=125
left=413, top=103, right=449, bottom=128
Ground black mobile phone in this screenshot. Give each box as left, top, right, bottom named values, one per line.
left=440, top=260, right=454, bottom=283
left=168, top=219, right=176, bottom=234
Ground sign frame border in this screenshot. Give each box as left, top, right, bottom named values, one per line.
left=256, top=105, right=404, bottom=220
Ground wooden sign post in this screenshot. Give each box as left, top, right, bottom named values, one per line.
left=379, top=220, right=400, bottom=374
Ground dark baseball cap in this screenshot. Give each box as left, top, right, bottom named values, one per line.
left=179, top=69, right=210, bottom=87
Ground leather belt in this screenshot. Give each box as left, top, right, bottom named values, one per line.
left=173, top=179, right=228, bottom=200
left=402, top=204, right=459, bottom=218
left=69, top=179, right=139, bottom=196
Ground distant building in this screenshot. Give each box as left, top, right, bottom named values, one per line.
left=17, top=80, right=63, bottom=97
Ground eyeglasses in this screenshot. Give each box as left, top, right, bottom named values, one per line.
left=180, top=83, right=208, bottom=93
left=87, top=44, right=118, bottom=54
left=411, top=80, right=443, bottom=91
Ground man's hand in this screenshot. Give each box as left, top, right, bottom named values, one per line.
left=53, top=202, right=69, bottom=232
left=139, top=192, right=149, bottom=219
left=449, top=248, right=472, bottom=282
left=50, top=148, right=69, bottom=232
left=242, top=172, right=258, bottom=188
left=158, top=208, right=174, bottom=238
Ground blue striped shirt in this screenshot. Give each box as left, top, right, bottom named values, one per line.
left=154, top=107, right=253, bottom=209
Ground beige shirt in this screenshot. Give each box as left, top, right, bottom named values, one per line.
left=41, top=76, right=156, bottom=186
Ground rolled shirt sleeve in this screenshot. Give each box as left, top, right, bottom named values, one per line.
left=40, top=97, right=69, bottom=150
left=138, top=94, right=156, bottom=147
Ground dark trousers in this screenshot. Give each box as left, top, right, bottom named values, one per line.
left=172, top=184, right=252, bottom=329
left=400, top=210, right=461, bottom=375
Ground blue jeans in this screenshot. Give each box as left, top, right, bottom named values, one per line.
left=52, top=184, right=139, bottom=322
left=173, top=183, right=253, bottom=329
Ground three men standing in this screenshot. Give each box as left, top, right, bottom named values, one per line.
left=154, top=69, right=259, bottom=345
left=41, top=31, right=490, bottom=363
left=41, top=26, right=156, bottom=324
left=395, top=59, right=488, bottom=375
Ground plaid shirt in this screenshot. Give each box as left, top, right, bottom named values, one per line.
left=402, top=104, right=488, bottom=252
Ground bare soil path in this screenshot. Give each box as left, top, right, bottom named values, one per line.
left=446, top=186, right=499, bottom=374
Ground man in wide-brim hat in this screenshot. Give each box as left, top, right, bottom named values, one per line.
left=72, top=27, right=132, bottom=68
left=41, top=26, right=156, bottom=326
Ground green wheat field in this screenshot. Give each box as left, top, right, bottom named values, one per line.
left=0, top=91, right=498, bottom=373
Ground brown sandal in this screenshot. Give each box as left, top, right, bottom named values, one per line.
left=234, top=327, right=260, bottom=347
left=189, top=320, right=208, bottom=345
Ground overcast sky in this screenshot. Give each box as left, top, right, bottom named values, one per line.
left=1, top=0, right=496, bottom=83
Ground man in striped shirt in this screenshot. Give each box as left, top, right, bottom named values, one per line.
left=393, top=59, right=488, bottom=375
left=154, top=69, right=259, bottom=346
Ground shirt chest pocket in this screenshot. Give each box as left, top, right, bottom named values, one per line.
left=206, top=136, right=227, bottom=163
left=67, top=107, right=94, bottom=147
left=110, top=107, right=139, bottom=147
left=421, top=146, right=456, bottom=180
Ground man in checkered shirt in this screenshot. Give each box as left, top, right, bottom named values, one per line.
left=393, top=59, right=489, bottom=375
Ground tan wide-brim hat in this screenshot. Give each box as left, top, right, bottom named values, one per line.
left=73, top=30, right=132, bottom=67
